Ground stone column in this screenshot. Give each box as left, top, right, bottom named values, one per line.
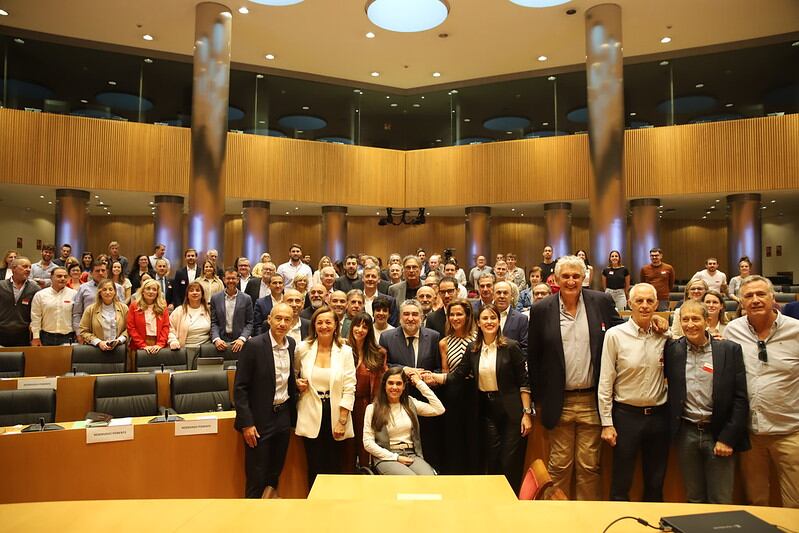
left=154, top=195, right=184, bottom=269
left=586, top=4, right=626, bottom=272
left=544, top=202, right=572, bottom=259
left=321, top=206, right=347, bottom=263
left=242, top=200, right=270, bottom=264
left=187, top=2, right=232, bottom=264
left=630, top=198, right=660, bottom=282
left=465, top=206, right=491, bottom=267
left=727, top=193, right=761, bottom=276
left=55, top=189, right=90, bottom=257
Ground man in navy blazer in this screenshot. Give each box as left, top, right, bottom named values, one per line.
left=379, top=298, right=443, bottom=469
left=425, top=276, right=459, bottom=338
left=171, top=248, right=200, bottom=307
left=527, top=255, right=624, bottom=500
left=493, top=281, right=528, bottom=352
left=234, top=302, right=297, bottom=499
left=252, top=274, right=285, bottom=336
left=210, top=268, right=254, bottom=353
left=664, top=300, right=749, bottom=504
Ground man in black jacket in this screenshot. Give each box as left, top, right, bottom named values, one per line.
left=234, top=302, right=297, bottom=499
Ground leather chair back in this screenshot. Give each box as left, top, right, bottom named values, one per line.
left=170, top=371, right=231, bottom=414
left=199, top=343, right=238, bottom=369
left=71, top=344, right=126, bottom=375
left=94, top=374, right=158, bottom=418
left=0, top=389, right=56, bottom=426
left=136, top=348, right=188, bottom=373
left=0, top=351, right=25, bottom=378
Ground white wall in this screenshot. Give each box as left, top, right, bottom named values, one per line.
left=0, top=206, right=55, bottom=261
left=762, top=212, right=799, bottom=281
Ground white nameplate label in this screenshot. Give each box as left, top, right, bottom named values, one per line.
left=175, top=417, right=218, bottom=436
left=396, top=493, right=443, bottom=501
left=17, top=377, right=57, bottom=390
left=86, top=424, right=134, bottom=444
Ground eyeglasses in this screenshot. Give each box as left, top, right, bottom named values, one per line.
left=757, top=340, right=768, bottom=363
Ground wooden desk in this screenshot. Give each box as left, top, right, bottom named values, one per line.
left=0, top=346, right=71, bottom=377
left=308, top=474, right=517, bottom=502
left=0, top=499, right=796, bottom=533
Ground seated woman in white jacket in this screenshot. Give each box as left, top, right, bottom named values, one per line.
left=363, top=366, right=445, bottom=475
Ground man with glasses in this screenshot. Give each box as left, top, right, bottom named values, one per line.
left=723, top=275, right=799, bottom=508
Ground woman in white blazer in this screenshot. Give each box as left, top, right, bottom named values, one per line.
left=295, top=306, right=357, bottom=487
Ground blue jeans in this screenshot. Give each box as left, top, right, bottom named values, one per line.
left=676, top=422, right=735, bottom=504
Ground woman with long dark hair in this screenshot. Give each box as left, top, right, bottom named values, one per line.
left=363, top=366, right=444, bottom=474
left=168, top=281, right=212, bottom=369
left=129, top=254, right=154, bottom=294
left=601, top=250, right=630, bottom=311
left=346, top=312, right=387, bottom=470
left=432, top=303, right=532, bottom=492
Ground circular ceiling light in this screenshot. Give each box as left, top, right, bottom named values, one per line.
left=248, top=0, right=303, bottom=5
left=537, top=55, right=548, bottom=62
left=143, top=58, right=153, bottom=63
left=264, top=53, right=275, bottom=60
left=365, top=32, right=375, bottom=38
left=366, top=0, right=449, bottom=33
left=238, top=6, right=249, bottom=14
left=509, top=0, right=571, bottom=7
left=432, top=71, right=441, bottom=77
left=371, top=71, right=380, bottom=77
left=660, top=36, right=672, bottom=44
left=0, top=9, right=8, bottom=16
left=483, top=116, right=531, bottom=131
left=142, top=34, right=154, bottom=41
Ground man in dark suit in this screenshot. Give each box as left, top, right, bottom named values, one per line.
left=528, top=255, right=624, bottom=500
left=492, top=281, right=528, bottom=352
left=664, top=299, right=749, bottom=504
left=281, top=288, right=310, bottom=343
left=210, top=268, right=254, bottom=353
left=244, top=262, right=276, bottom=307
left=388, top=255, right=423, bottom=303
left=171, top=248, right=199, bottom=307
left=252, top=274, right=284, bottom=336
left=300, top=284, right=327, bottom=321
left=426, top=276, right=459, bottom=338
left=472, top=272, right=495, bottom=314
left=379, top=298, right=443, bottom=469
left=234, top=302, right=297, bottom=499
left=0, top=257, right=40, bottom=347
left=153, top=258, right=174, bottom=309
left=354, top=264, right=396, bottom=325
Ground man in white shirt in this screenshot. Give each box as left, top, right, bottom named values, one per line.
left=277, top=244, right=313, bottom=289
left=30, top=267, right=76, bottom=346
left=29, top=244, right=57, bottom=288
left=723, top=275, right=799, bottom=508
left=149, top=243, right=170, bottom=272
left=693, top=257, right=727, bottom=294
left=443, top=262, right=468, bottom=298
left=236, top=258, right=252, bottom=292
left=468, top=255, right=492, bottom=290
left=281, top=289, right=309, bottom=344
left=599, top=283, right=670, bottom=502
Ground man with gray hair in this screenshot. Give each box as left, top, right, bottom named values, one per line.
left=0, top=256, right=40, bottom=346
left=388, top=255, right=423, bottom=302
left=379, top=298, right=443, bottom=469
left=528, top=255, right=624, bottom=500
left=599, top=282, right=670, bottom=502
left=723, top=275, right=799, bottom=508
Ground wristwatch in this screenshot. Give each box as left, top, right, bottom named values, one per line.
left=522, top=407, right=533, bottom=415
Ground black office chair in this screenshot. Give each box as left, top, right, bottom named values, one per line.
left=70, top=344, right=127, bottom=375
left=0, top=351, right=25, bottom=378
left=199, top=343, right=239, bottom=370
left=94, top=374, right=158, bottom=418
left=775, top=293, right=796, bottom=304
left=170, top=371, right=231, bottom=414
left=136, top=348, right=188, bottom=373
left=0, top=389, right=56, bottom=426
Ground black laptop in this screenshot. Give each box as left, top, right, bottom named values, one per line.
left=660, top=510, right=780, bottom=532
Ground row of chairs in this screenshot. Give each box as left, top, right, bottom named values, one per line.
left=0, top=344, right=239, bottom=378
left=0, top=371, right=232, bottom=426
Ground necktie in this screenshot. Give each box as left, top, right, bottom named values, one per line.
left=406, top=336, right=416, bottom=366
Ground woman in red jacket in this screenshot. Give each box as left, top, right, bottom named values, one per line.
left=127, top=278, right=170, bottom=358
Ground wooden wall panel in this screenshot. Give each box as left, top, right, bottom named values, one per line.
left=87, top=216, right=155, bottom=260
left=267, top=216, right=323, bottom=266
left=658, top=219, right=728, bottom=283
left=347, top=217, right=466, bottom=265
left=489, top=217, right=545, bottom=272
left=625, top=114, right=799, bottom=197
left=404, top=135, right=591, bottom=207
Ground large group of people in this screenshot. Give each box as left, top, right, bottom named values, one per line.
left=1, top=240, right=797, bottom=509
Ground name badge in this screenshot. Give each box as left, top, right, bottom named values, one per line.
left=86, top=424, right=134, bottom=444
left=661, top=271, right=668, bottom=275
left=608, top=270, right=614, bottom=276
left=175, top=417, right=218, bottom=436
left=21, top=299, right=30, bottom=305
left=702, top=362, right=714, bottom=374
left=17, top=377, right=58, bottom=390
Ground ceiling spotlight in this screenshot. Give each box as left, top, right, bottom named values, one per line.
left=258, top=120, right=266, bottom=124
left=143, top=58, right=153, bottom=63
left=771, top=199, right=776, bottom=203
left=390, top=103, right=398, bottom=107
left=509, top=0, right=572, bottom=7
left=660, top=36, right=671, bottom=44
left=450, top=89, right=458, bottom=94
left=296, top=130, right=304, bottom=134
left=80, top=99, right=88, bottom=104
left=629, top=112, right=637, bottom=116
left=725, top=103, right=734, bottom=108
left=108, top=80, right=117, bottom=86
left=366, top=0, right=449, bottom=33
left=659, top=60, right=669, bottom=66
left=506, top=131, right=513, bottom=134
left=301, top=106, right=309, bottom=110
left=463, top=118, right=471, bottom=122
left=386, top=96, right=391, bottom=99
left=249, top=0, right=303, bottom=4
left=142, top=34, right=154, bottom=41
left=48, top=201, right=52, bottom=205
left=353, top=89, right=363, bottom=94
left=285, top=211, right=290, bottom=215
left=537, top=55, right=548, bottom=62
left=435, top=139, right=442, bottom=143
left=432, top=72, right=441, bottom=78
left=238, top=6, right=249, bottom=13
left=412, top=103, right=421, bottom=108
left=715, top=199, right=720, bottom=202
left=365, top=31, right=375, bottom=38
left=792, top=41, right=799, bottom=47
left=0, top=9, right=8, bottom=16
left=695, top=83, right=704, bottom=88
left=371, top=71, right=380, bottom=77
left=13, top=38, right=24, bottom=44
left=420, top=96, right=425, bottom=99
left=39, top=195, right=45, bottom=199
left=264, top=53, right=275, bottom=60
left=542, top=122, right=549, bottom=126
left=256, top=73, right=264, bottom=79
left=511, top=208, right=516, bottom=211
left=547, top=76, right=556, bottom=81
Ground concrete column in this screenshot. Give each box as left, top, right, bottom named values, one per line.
left=586, top=4, right=626, bottom=272
left=630, top=198, right=660, bottom=282
left=154, top=195, right=184, bottom=269
left=321, top=206, right=347, bottom=263
left=727, top=193, right=761, bottom=276
left=544, top=202, right=572, bottom=260
left=242, top=200, right=270, bottom=264
left=55, top=189, right=89, bottom=258
left=465, top=206, right=491, bottom=267
left=187, top=2, right=232, bottom=264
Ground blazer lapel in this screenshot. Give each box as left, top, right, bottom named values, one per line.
left=583, top=291, right=601, bottom=359
left=549, top=297, right=567, bottom=372
left=329, top=344, right=340, bottom=392
left=710, top=338, right=725, bottom=406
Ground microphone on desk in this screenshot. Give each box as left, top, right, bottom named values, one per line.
left=39, top=417, right=45, bottom=431
left=72, top=366, right=77, bottom=376
left=160, top=363, right=165, bottom=373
